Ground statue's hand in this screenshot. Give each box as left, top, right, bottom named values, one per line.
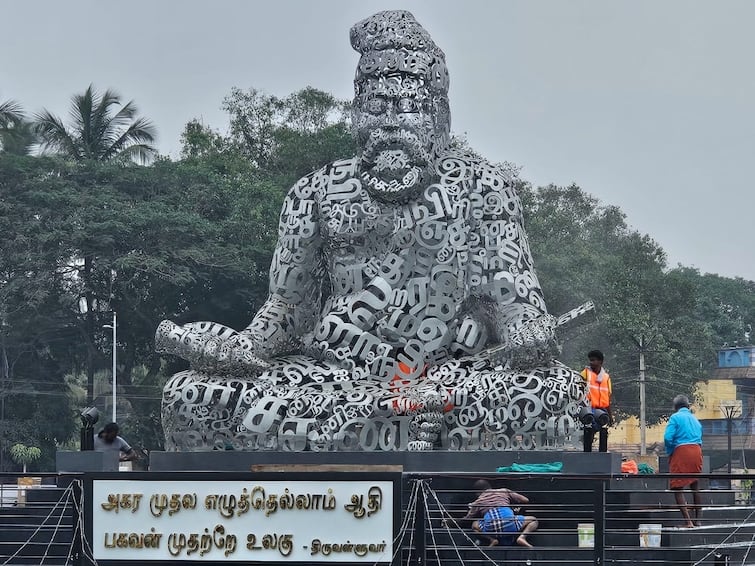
left=495, top=315, right=560, bottom=369
left=155, top=320, right=270, bottom=375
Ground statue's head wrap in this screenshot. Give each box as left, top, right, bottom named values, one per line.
left=350, top=10, right=449, bottom=96
left=350, top=11, right=451, bottom=151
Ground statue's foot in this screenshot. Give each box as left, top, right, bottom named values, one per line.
left=155, top=319, right=270, bottom=375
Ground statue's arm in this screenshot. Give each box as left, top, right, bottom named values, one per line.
left=468, top=162, right=558, bottom=365
left=240, top=174, right=325, bottom=358
left=154, top=174, right=324, bottom=372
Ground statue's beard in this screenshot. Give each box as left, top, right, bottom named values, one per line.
left=359, top=129, right=435, bottom=198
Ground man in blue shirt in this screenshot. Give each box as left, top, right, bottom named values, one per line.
left=664, top=395, right=703, bottom=527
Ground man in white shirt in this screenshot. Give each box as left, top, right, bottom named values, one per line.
left=93, top=422, right=136, bottom=462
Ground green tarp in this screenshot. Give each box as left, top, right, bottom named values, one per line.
left=496, top=462, right=563, bottom=473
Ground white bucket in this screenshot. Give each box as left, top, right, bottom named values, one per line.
left=577, top=523, right=594, bottom=548
left=639, top=523, right=662, bottom=548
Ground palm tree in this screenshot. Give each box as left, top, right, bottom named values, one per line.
left=0, top=99, right=26, bottom=153
left=34, top=85, right=156, bottom=163
left=1, top=120, right=38, bottom=156
left=0, top=99, right=24, bottom=126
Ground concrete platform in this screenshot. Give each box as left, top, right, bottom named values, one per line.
left=55, top=450, right=119, bottom=472
left=148, top=449, right=622, bottom=474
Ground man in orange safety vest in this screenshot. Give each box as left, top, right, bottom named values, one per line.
left=580, top=349, right=612, bottom=452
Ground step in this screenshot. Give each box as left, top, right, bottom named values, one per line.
left=24, top=488, right=70, bottom=504
left=0, top=529, right=73, bottom=544
left=424, top=512, right=755, bottom=549
left=407, top=545, right=699, bottom=566
left=612, top=504, right=755, bottom=528
left=664, top=521, right=755, bottom=548
left=690, top=542, right=755, bottom=566
left=0, top=544, right=72, bottom=559
left=610, top=487, right=736, bottom=508
left=409, top=545, right=599, bottom=566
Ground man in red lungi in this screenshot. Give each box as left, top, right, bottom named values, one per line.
left=664, top=394, right=703, bottom=527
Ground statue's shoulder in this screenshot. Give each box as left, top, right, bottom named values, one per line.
left=436, top=148, right=522, bottom=218
left=435, top=148, right=516, bottom=187
left=288, top=157, right=360, bottom=201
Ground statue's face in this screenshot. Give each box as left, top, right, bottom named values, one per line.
left=353, top=75, right=443, bottom=175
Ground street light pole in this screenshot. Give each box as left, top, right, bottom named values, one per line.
left=720, top=401, right=741, bottom=478
left=104, top=312, right=117, bottom=423
left=111, top=311, right=116, bottom=423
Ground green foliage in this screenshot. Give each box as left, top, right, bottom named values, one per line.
left=10, top=443, right=42, bottom=468
left=33, top=85, right=156, bottom=163
left=1, top=83, right=754, bottom=455
left=0, top=99, right=24, bottom=127
left=0, top=146, right=284, bottom=457
left=219, top=86, right=355, bottom=181
left=180, top=120, right=228, bottom=159
left=0, top=99, right=34, bottom=155
left=520, top=182, right=732, bottom=423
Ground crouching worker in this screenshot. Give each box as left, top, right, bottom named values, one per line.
left=464, top=480, right=538, bottom=547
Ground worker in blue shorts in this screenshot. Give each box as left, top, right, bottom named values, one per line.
left=464, top=480, right=538, bottom=547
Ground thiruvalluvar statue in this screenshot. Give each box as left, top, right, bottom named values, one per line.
left=156, top=10, right=586, bottom=451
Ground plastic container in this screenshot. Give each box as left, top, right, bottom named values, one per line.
left=577, top=523, right=594, bottom=547
left=639, top=523, right=662, bottom=547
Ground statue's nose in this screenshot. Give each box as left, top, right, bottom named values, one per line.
left=383, top=106, right=400, bottom=128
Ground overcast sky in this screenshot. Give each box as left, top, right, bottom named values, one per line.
left=2, top=0, right=753, bottom=281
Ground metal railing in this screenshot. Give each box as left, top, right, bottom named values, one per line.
left=1, top=470, right=754, bottom=565
left=0, top=473, right=84, bottom=566
left=402, top=471, right=755, bottom=566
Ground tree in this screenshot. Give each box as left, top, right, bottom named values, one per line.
left=220, top=86, right=355, bottom=182
left=0, top=99, right=28, bottom=154
left=180, top=119, right=228, bottom=159
left=521, top=183, right=709, bottom=423
left=0, top=99, right=24, bottom=129
left=10, top=443, right=41, bottom=473
left=221, top=87, right=281, bottom=168
left=0, top=148, right=287, bottom=454
left=29, top=85, right=156, bottom=408
left=0, top=155, right=87, bottom=469
left=0, top=120, right=38, bottom=156
left=679, top=268, right=755, bottom=348
left=34, top=85, right=156, bottom=163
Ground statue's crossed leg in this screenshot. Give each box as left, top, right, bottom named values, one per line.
left=161, top=356, right=585, bottom=451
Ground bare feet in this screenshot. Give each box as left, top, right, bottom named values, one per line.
left=516, top=536, right=533, bottom=548
left=694, top=509, right=703, bottom=527
left=684, top=522, right=695, bottom=528
left=487, top=538, right=499, bottom=547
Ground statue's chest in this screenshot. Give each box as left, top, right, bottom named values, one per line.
left=319, top=178, right=473, bottom=295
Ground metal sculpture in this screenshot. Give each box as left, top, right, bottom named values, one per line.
left=156, top=10, right=587, bottom=451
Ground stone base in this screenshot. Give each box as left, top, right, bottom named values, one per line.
left=149, top=449, right=622, bottom=474
left=56, top=450, right=119, bottom=472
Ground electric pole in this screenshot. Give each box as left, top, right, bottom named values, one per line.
left=633, top=333, right=655, bottom=457
left=639, top=336, right=646, bottom=456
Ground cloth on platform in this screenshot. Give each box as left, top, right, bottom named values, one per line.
left=669, top=443, right=703, bottom=489
left=621, top=459, right=639, bottom=474
left=478, top=506, right=525, bottom=546
left=496, top=462, right=563, bottom=473
left=638, top=462, right=655, bottom=474
left=466, top=488, right=529, bottom=519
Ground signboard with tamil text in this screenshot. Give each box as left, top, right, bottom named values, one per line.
left=88, top=473, right=399, bottom=564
